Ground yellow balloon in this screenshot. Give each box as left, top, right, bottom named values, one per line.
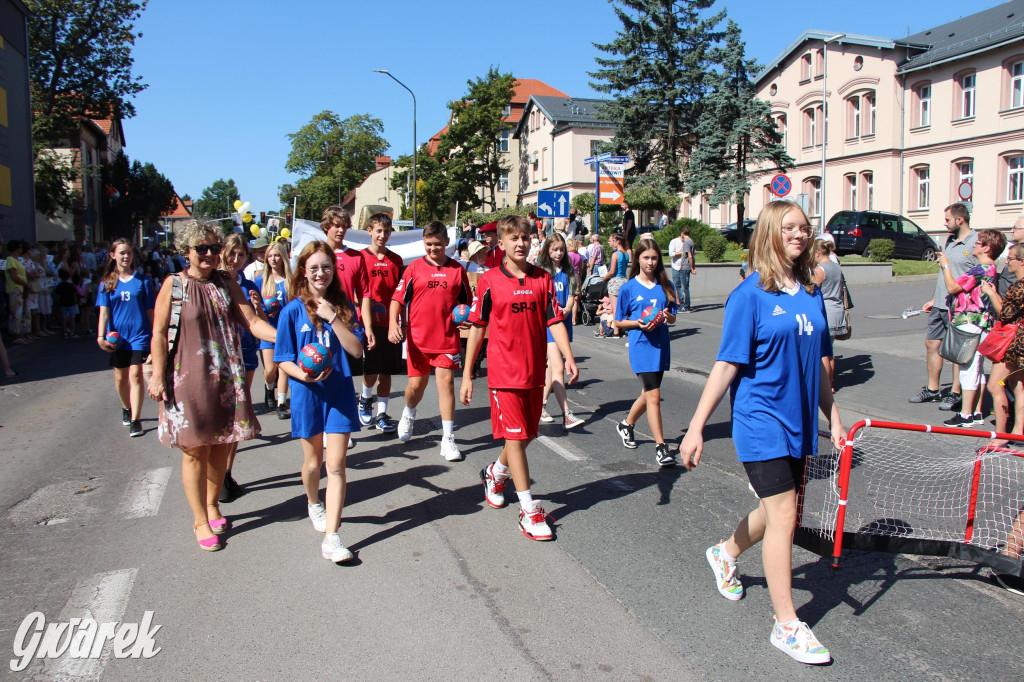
left=280, top=228, right=291, bottom=239
left=250, top=225, right=260, bottom=237
left=242, top=212, right=253, bottom=223
left=233, top=200, right=243, bottom=211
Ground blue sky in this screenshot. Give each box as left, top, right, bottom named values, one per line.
left=126, top=0, right=1004, bottom=214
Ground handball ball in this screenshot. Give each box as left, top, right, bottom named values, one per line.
left=105, top=331, right=120, bottom=346
left=640, top=306, right=664, bottom=326
left=452, top=304, right=470, bottom=325
left=298, top=342, right=332, bottom=377
left=262, top=296, right=282, bottom=313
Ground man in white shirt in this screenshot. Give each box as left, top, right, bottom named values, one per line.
left=243, top=237, right=270, bottom=282
left=668, top=227, right=696, bottom=312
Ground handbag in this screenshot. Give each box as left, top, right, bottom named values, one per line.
left=939, top=322, right=982, bottom=366
left=977, top=321, right=1019, bottom=362
left=834, top=310, right=852, bottom=341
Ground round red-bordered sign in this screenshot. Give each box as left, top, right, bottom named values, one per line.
left=771, top=174, right=791, bottom=197
left=958, top=180, right=972, bottom=202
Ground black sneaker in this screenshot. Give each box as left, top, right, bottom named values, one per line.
left=278, top=400, right=290, bottom=420
left=655, top=443, right=676, bottom=467
left=938, top=392, right=962, bottom=412
left=943, top=413, right=974, bottom=428
left=265, top=384, right=277, bottom=411
left=129, top=420, right=143, bottom=437
left=973, top=412, right=985, bottom=425
left=908, top=387, right=942, bottom=403
left=220, top=472, right=244, bottom=503
left=374, top=414, right=398, bottom=433
left=616, top=420, right=637, bottom=449
left=122, top=408, right=131, bottom=426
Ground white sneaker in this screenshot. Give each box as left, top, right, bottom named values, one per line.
left=397, top=413, right=414, bottom=442
left=439, top=434, right=462, bottom=461
left=519, top=504, right=553, bottom=541
left=563, top=411, right=585, bottom=430
left=308, top=503, right=327, bottom=533
left=706, top=542, right=743, bottom=601
left=539, top=408, right=555, bottom=423
left=770, top=618, right=831, bottom=665
left=480, top=464, right=508, bottom=508
left=321, top=533, right=354, bottom=563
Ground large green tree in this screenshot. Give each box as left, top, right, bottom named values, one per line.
left=685, top=20, right=793, bottom=239
left=193, top=178, right=240, bottom=219
left=589, top=0, right=724, bottom=193
left=390, top=143, right=446, bottom=222
left=101, top=152, right=176, bottom=239
left=438, top=68, right=516, bottom=213
left=278, top=111, right=388, bottom=219
left=27, top=0, right=149, bottom=216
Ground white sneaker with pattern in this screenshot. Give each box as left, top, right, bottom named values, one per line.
left=770, top=617, right=831, bottom=664
left=706, top=542, right=743, bottom=601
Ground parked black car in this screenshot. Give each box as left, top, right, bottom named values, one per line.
left=825, top=211, right=939, bottom=261
left=718, top=219, right=757, bottom=247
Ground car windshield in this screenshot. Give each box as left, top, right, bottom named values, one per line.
left=828, top=212, right=857, bottom=228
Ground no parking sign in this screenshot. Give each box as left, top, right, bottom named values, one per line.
left=771, top=174, right=791, bottom=197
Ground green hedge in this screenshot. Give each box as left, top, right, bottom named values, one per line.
left=702, top=232, right=729, bottom=262
left=867, top=238, right=895, bottom=262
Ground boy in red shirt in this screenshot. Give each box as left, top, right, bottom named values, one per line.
left=359, top=213, right=404, bottom=432
left=321, top=206, right=371, bottom=376
left=461, top=215, right=579, bottom=541
left=389, top=221, right=473, bottom=461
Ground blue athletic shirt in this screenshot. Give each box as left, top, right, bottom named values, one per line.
left=274, top=299, right=364, bottom=381
left=254, top=274, right=288, bottom=349
left=546, top=269, right=575, bottom=343
left=615, top=277, right=677, bottom=373
left=235, top=272, right=261, bottom=367
left=716, top=272, right=832, bottom=462
left=95, top=274, right=155, bottom=351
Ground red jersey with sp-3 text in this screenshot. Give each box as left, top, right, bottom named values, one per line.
left=393, top=256, right=472, bottom=354
left=468, top=263, right=562, bottom=389
left=333, top=247, right=370, bottom=319
left=361, top=248, right=404, bottom=327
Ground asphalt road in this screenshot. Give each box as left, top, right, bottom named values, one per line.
left=1, top=277, right=1022, bottom=681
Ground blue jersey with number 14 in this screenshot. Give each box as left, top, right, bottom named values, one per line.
left=95, top=274, right=155, bottom=351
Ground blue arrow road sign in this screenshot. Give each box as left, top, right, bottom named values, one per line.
left=537, top=190, right=570, bottom=218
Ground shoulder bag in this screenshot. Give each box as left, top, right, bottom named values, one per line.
left=977, top=321, right=1019, bottom=363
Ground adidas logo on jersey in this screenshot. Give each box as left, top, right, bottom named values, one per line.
left=772, top=305, right=786, bottom=317
left=300, top=323, right=312, bottom=332
left=635, top=294, right=644, bottom=302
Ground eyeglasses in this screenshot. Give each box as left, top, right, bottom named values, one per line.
left=306, top=265, right=333, bottom=273
left=1009, top=257, right=1021, bottom=263
left=781, top=225, right=813, bottom=236
left=192, top=244, right=223, bottom=256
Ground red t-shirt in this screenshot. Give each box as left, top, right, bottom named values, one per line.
left=333, top=247, right=370, bottom=319
left=393, top=256, right=472, bottom=354
left=468, top=263, right=562, bottom=389
left=361, top=248, right=404, bottom=328
left=484, top=245, right=505, bottom=270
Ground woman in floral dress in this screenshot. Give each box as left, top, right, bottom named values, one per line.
left=148, top=220, right=277, bottom=552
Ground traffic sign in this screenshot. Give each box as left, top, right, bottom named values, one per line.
left=538, top=190, right=570, bottom=218
left=598, top=163, right=625, bottom=205
left=393, top=219, right=414, bottom=228
left=770, top=174, right=792, bottom=197
left=958, top=180, right=973, bottom=202
left=585, top=154, right=629, bottom=166
left=584, top=151, right=612, bottom=164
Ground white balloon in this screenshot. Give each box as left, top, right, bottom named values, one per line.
left=259, top=227, right=268, bottom=237
left=240, top=201, right=251, bottom=214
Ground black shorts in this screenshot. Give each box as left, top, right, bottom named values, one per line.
left=637, top=371, right=664, bottom=392
left=110, top=348, right=147, bottom=369
left=742, top=456, right=806, bottom=499
left=346, top=350, right=363, bottom=377
left=363, top=329, right=404, bottom=376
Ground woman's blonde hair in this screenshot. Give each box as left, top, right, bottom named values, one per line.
left=260, top=241, right=292, bottom=300
left=749, top=201, right=816, bottom=294
left=174, top=218, right=222, bottom=254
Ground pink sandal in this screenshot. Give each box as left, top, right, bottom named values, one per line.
left=193, top=521, right=221, bottom=551
left=208, top=516, right=229, bottom=534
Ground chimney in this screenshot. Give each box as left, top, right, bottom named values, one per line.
left=376, top=155, right=391, bottom=171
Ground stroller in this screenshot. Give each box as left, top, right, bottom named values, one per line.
left=578, top=273, right=607, bottom=326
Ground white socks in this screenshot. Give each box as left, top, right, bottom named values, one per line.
left=403, top=406, right=417, bottom=420
left=720, top=544, right=738, bottom=564
left=492, top=460, right=510, bottom=477
left=442, top=419, right=453, bottom=438
left=277, top=392, right=287, bottom=405
left=361, top=384, right=373, bottom=399
left=377, top=397, right=390, bottom=415
left=517, top=489, right=535, bottom=509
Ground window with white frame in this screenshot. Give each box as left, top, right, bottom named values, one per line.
left=1012, top=62, right=1024, bottom=109
left=801, top=53, right=812, bottom=80
left=961, top=73, right=976, bottom=118
left=776, top=114, right=787, bottom=148
left=915, top=166, right=930, bottom=209
left=502, top=105, right=511, bottom=118
left=845, top=174, right=857, bottom=210
left=1009, top=154, right=1024, bottom=202
left=861, top=171, right=874, bottom=210
left=918, top=84, right=931, bottom=127
left=804, top=106, right=821, bottom=147
left=958, top=160, right=974, bottom=188
left=498, top=129, right=509, bottom=153
left=590, top=140, right=601, bottom=156
left=804, top=177, right=821, bottom=216
left=498, top=174, right=509, bottom=192
left=848, top=97, right=861, bottom=138
left=865, top=94, right=876, bottom=134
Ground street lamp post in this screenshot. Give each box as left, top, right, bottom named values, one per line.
left=820, top=33, right=846, bottom=232
left=374, top=69, right=417, bottom=228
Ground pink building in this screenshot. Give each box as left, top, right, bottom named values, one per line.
left=744, top=1, right=1024, bottom=235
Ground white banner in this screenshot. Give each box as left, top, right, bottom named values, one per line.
left=289, top=220, right=457, bottom=270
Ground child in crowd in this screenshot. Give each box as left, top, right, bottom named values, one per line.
left=77, top=269, right=96, bottom=335
left=55, top=270, right=79, bottom=338
left=462, top=215, right=579, bottom=541
left=256, top=241, right=292, bottom=418
left=614, top=238, right=678, bottom=467
left=95, top=238, right=156, bottom=438
left=359, top=213, right=404, bottom=432
left=536, top=233, right=585, bottom=430
left=389, top=221, right=473, bottom=461
left=321, top=206, right=370, bottom=380
left=275, top=241, right=365, bottom=563
left=594, top=296, right=614, bottom=338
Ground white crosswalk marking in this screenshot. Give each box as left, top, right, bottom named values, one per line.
left=116, top=467, right=172, bottom=519
left=537, top=435, right=585, bottom=462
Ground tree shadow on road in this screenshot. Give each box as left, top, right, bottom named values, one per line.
left=834, top=353, right=875, bottom=392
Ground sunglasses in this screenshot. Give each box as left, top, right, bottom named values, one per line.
left=192, top=244, right=223, bottom=256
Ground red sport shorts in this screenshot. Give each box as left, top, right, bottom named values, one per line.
left=406, top=342, right=461, bottom=377
left=489, top=387, right=543, bottom=441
